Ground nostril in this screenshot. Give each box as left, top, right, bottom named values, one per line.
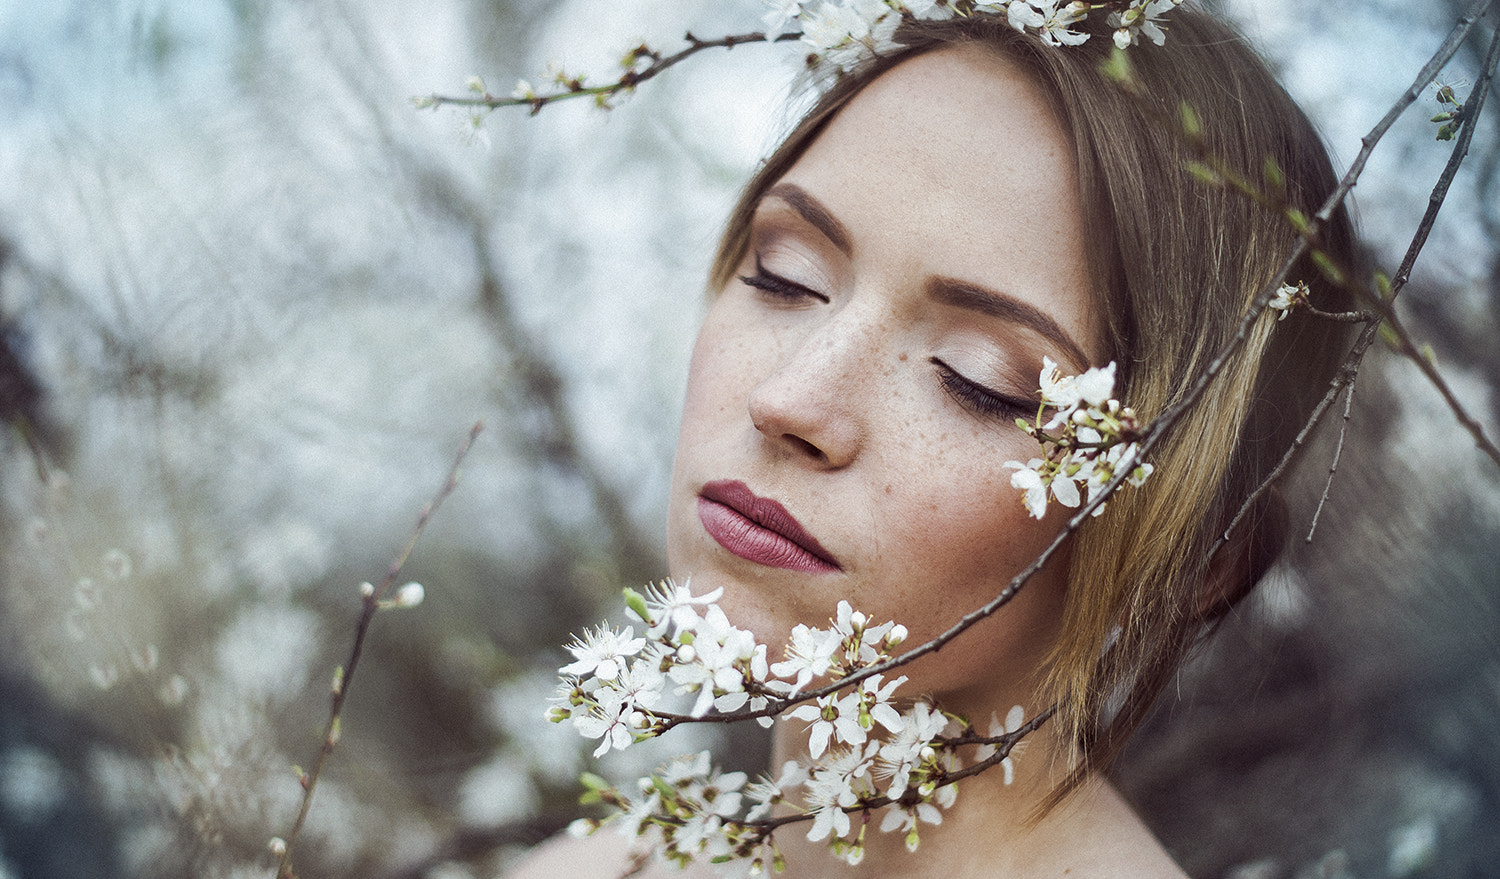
left=784, top=433, right=826, bottom=461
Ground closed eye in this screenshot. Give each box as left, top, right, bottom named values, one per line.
left=739, top=253, right=830, bottom=304
left=932, top=358, right=1034, bottom=422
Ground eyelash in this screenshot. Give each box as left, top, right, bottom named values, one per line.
left=739, top=253, right=1029, bottom=423
left=739, top=254, right=831, bottom=304
left=932, top=359, right=1034, bottom=422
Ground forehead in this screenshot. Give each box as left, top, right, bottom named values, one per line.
left=776, top=45, right=1104, bottom=364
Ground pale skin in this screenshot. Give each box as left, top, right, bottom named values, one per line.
left=511, top=46, right=1187, bottom=879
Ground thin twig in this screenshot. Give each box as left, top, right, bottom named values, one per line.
left=419, top=31, right=803, bottom=115
left=1313, top=0, right=1495, bottom=227
left=1363, top=17, right=1500, bottom=468
left=1378, top=308, right=1500, bottom=467
left=1304, top=306, right=1377, bottom=323
left=1306, top=380, right=1356, bottom=543
left=1389, top=12, right=1500, bottom=296
left=1215, top=8, right=1500, bottom=544
left=1216, top=323, right=1377, bottom=549
left=275, top=422, right=483, bottom=879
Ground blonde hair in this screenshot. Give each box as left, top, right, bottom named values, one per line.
left=708, top=8, right=1358, bottom=797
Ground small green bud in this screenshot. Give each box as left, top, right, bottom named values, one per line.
left=623, top=586, right=649, bottom=621
left=1310, top=249, right=1345, bottom=285
left=1100, top=47, right=1132, bottom=86
left=1179, top=101, right=1202, bottom=139
left=1262, top=155, right=1286, bottom=194
left=1378, top=321, right=1400, bottom=349
left=1284, top=208, right=1310, bottom=236
left=1186, top=161, right=1220, bottom=185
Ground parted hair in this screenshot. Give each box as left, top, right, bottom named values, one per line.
left=708, top=6, right=1359, bottom=800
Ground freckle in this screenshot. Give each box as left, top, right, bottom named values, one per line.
left=885, top=484, right=892, bottom=494
left=898, top=352, right=908, bottom=361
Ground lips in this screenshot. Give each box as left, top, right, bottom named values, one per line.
left=697, top=479, right=841, bottom=574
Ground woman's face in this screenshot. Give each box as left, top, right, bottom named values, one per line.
left=667, top=46, right=1104, bottom=712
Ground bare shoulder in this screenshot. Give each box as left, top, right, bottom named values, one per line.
left=504, top=830, right=641, bottom=879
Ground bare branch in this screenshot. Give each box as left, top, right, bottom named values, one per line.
left=276, top=423, right=482, bottom=879
left=419, top=31, right=804, bottom=115
left=1389, top=9, right=1500, bottom=296
left=1306, top=380, right=1355, bottom=543
left=1313, top=0, right=1496, bottom=228
left=1378, top=307, right=1500, bottom=467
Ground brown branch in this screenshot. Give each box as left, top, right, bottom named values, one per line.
left=1306, top=380, right=1356, bottom=543
left=629, top=706, right=1055, bottom=845
left=1304, top=306, right=1377, bottom=323
left=1378, top=308, right=1500, bottom=467
left=275, top=422, right=482, bottom=879
left=419, top=31, right=804, bottom=115
left=1313, top=0, right=1495, bottom=228
left=1389, top=12, right=1500, bottom=297
left=1214, top=8, right=1500, bottom=545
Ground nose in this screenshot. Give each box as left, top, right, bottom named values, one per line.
left=746, top=317, right=872, bottom=470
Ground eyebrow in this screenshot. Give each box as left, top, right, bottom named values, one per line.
left=926, top=277, right=1092, bottom=372
left=762, top=182, right=1090, bottom=369
left=765, top=183, right=853, bottom=256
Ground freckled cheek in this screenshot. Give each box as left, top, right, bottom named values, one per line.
left=875, top=465, right=1060, bottom=621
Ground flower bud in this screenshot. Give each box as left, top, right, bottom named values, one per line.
left=886, top=624, right=908, bottom=647
left=396, top=582, right=425, bottom=607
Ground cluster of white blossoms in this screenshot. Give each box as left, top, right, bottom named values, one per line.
left=1003, top=358, right=1154, bottom=520
left=551, top=582, right=1033, bottom=871
left=766, top=0, right=1187, bottom=71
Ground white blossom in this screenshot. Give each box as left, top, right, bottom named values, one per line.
left=789, top=691, right=867, bottom=758
left=802, top=744, right=875, bottom=841
left=559, top=624, right=646, bottom=681
left=771, top=623, right=843, bottom=692
left=1110, top=0, right=1182, bottom=49
left=762, top=0, right=806, bottom=40
left=976, top=704, right=1027, bottom=785
left=745, top=760, right=808, bottom=821
left=857, top=673, right=908, bottom=734
left=628, top=578, right=723, bottom=637
left=1005, top=459, right=1051, bottom=520
left=874, top=700, right=949, bottom=797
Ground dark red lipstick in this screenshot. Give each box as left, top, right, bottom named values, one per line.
left=697, top=479, right=841, bottom=574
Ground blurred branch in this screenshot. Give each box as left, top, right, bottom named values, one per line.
left=321, top=2, right=664, bottom=583
left=468, top=228, right=663, bottom=580
left=275, top=423, right=481, bottom=879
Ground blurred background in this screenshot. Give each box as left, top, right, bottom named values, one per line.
left=0, top=1, right=1495, bottom=877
